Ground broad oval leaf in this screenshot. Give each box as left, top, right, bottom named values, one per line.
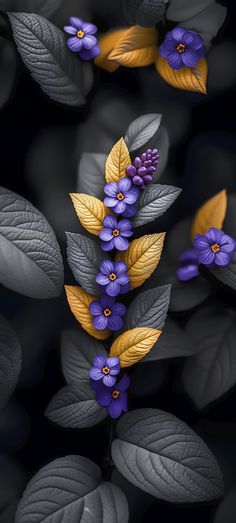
left=191, top=189, right=227, bottom=239
left=70, top=193, right=109, bottom=236
left=123, top=0, right=168, bottom=27
left=9, top=13, right=85, bottom=106
left=109, top=327, right=161, bottom=367
left=46, top=382, right=107, bottom=429
left=116, top=233, right=165, bottom=289
left=0, top=316, right=21, bottom=411
left=210, top=251, right=236, bottom=291
left=95, top=29, right=127, bottom=72
left=1, top=0, right=64, bottom=17
left=183, top=307, right=236, bottom=409
left=142, top=317, right=190, bottom=362
left=77, top=152, right=106, bottom=200
left=112, top=408, right=224, bottom=502
left=15, top=455, right=129, bottom=523
left=0, top=186, right=63, bottom=299
left=181, top=2, right=227, bottom=50
left=105, top=138, right=131, bottom=183
left=124, top=113, right=162, bottom=152
left=124, top=285, right=171, bottom=331
left=61, top=330, right=107, bottom=384
left=155, top=54, right=207, bottom=94
left=65, top=285, right=110, bottom=340
left=66, top=232, right=106, bottom=295
left=0, top=37, right=17, bottom=110
left=166, top=0, right=213, bottom=22
left=133, top=184, right=181, bottom=227
left=109, top=25, right=158, bottom=67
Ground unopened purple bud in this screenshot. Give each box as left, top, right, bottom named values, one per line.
left=134, top=157, right=142, bottom=168
left=133, top=175, right=143, bottom=187
left=143, top=175, right=153, bottom=183
left=137, top=166, right=147, bottom=176
left=141, top=153, right=147, bottom=162
left=126, top=165, right=136, bottom=178
left=147, top=166, right=156, bottom=173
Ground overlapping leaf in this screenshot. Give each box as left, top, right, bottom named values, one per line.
left=109, top=327, right=161, bottom=367
left=191, top=189, right=227, bottom=238
left=1, top=0, right=64, bottom=17
left=61, top=330, right=107, bottom=384
left=124, top=113, right=162, bottom=152
left=109, top=26, right=158, bottom=68
left=65, top=286, right=110, bottom=340
left=133, top=184, right=181, bottom=227
left=123, top=0, right=168, bottom=27
left=124, top=285, right=171, bottom=331
left=70, top=193, right=109, bottom=236
left=156, top=55, right=208, bottom=94
left=77, top=153, right=106, bottom=200
left=105, top=138, right=131, bottom=183
left=95, top=29, right=127, bottom=72
left=66, top=233, right=105, bottom=295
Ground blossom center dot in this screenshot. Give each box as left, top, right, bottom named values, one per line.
left=112, top=390, right=120, bottom=399
left=77, top=30, right=85, bottom=38
left=102, top=366, right=110, bottom=375
left=113, top=229, right=120, bottom=237
left=211, top=243, right=220, bottom=253
left=176, top=43, right=186, bottom=53
left=104, top=307, right=112, bottom=317
left=109, top=272, right=117, bottom=281
left=117, top=192, right=124, bottom=201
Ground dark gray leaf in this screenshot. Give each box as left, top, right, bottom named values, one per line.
left=15, top=455, right=129, bottom=523
left=166, top=0, right=213, bottom=22
left=112, top=469, right=153, bottom=523
left=0, top=36, right=17, bottom=110
left=66, top=232, right=105, bottom=295
left=112, top=408, right=224, bottom=502
left=180, top=2, right=227, bottom=49
left=77, top=152, right=106, bottom=200
left=123, top=0, right=168, bottom=27
left=0, top=0, right=64, bottom=17
left=61, top=329, right=107, bottom=384
left=133, top=184, right=181, bottom=227
left=209, top=252, right=236, bottom=291
left=214, top=486, right=236, bottom=523
left=0, top=186, right=63, bottom=298
left=45, top=382, right=107, bottom=429
left=183, top=307, right=236, bottom=409
left=0, top=316, right=21, bottom=411
left=124, top=285, right=171, bottom=331
left=142, top=317, right=191, bottom=362
left=9, top=13, right=85, bottom=106
left=124, top=113, right=162, bottom=152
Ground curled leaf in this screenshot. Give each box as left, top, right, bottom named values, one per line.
left=191, top=189, right=227, bottom=239
left=94, top=29, right=127, bottom=72
left=109, top=327, right=161, bottom=367
left=116, top=233, right=165, bottom=289
left=155, top=53, right=208, bottom=94
left=65, top=286, right=110, bottom=341
left=70, top=193, right=109, bottom=236
left=105, top=138, right=131, bottom=183
left=109, top=25, right=158, bottom=67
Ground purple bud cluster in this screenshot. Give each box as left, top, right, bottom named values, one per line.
left=126, top=148, right=159, bottom=190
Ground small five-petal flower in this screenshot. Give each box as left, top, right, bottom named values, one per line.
left=89, top=294, right=126, bottom=331
left=96, top=260, right=130, bottom=296
left=104, top=177, right=139, bottom=215
left=92, top=375, right=130, bottom=419
left=194, top=227, right=236, bottom=266
left=64, top=17, right=100, bottom=60
left=99, top=215, right=133, bottom=252
left=160, top=27, right=205, bottom=70
left=90, top=354, right=120, bottom=387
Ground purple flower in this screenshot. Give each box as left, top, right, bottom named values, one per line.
left=64, top=17, right=100, bottom=60
left=90, top=354, right=120, bottom=387
left=104, top=177, right=139, bottom=215
left=99, top=215, right=133, bottom=252
left=126, top=149, right=159, bottom=190
left=94, top=375, right=130, bottom=419
left=89, top=294, right=126, bottom=331
left=160, top=27, right=205, bottom=70
left=176, top=248, right=200, bottom=282
left=193, top=227, right=236, bottom=267
left=96, top=260, right=130, bottom=297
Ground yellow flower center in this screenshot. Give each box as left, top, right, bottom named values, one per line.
left=117, top=192, right=124, bottom=201
left=113, top=229, right=120, bottom=237
left=103, top=307, right=112, bottom=317
left=112, top=390, right=120, bottom=400
left=176, top=43, right=186, bottom=53
left=102, top=366, right=110, bottom=375
left=109, top=272, right=117, bottom=281
left=77, top=30, right=85, bottom=39
left=211, top=243, right=220, bottom=253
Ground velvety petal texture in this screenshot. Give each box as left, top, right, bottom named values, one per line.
left=104, top=177, right=139, bottom=214
left=193, top=227, right=236, bottom=267
left=99, top=216, right=133, bottom=252
left=89, top=354, right=120, bottom=386
left=160, top=27, right=205, bottom=70
left=89, top=294, right=126, bottom=331
left=64, top=17, right=99, bottom=60
left=95, top=375, right=130, bottom=419
left=96, top=260, right=130, bottom=297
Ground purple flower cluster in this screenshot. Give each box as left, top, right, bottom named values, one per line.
left=126, top=149, right=159, bottom=190
left=90, top=355, right=130, bottom=418
left=160, top=27, right=205, bottom=70
left=64, top=17, right=100, bottom=60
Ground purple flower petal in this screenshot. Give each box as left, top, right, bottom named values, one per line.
left=67, top=37, right=83, bottom=52
left=119, top=283, right=131, bottom=294
left=124, top=188, right=139, bottom=204
left=120, top=230, right=133, bottom=238
left=96, top=387, right=112, bottom=407
left=112, top=302, right=126, bottom=316
left=90, top=367, right=103, bottom=381
left=182, top=49, right=199, bottom=68
left=83, top=34, right=97, bottom=49
left=69, top=17, right=83, bottom=29
left=193, top=235, right=210, bottom=250
left=219, top=235, right=236, bottom=252
left=100, top=260, right=114, bottom=274
left=93, top=354, right=106, bottom=368
left=104, top=182, right=117, bottom=197
left=114, top=201, right=126, bottom=214
left=215, top=251, right=232, bottom=266
left=177, top=264, right=200, bottom=282
left=93, top=315, right=108, bottom=330
left=103, top=374, right=116, bottom=387
left=103, top=215, right=117, bottom=229
left=106, top=281, right=121, bottom=297
left=114, top=235, right=129, bottom=250
left=119, top=393, right=128, bottom=412
left=114, top=261, right=127, bottom=274
left=104, top=196, right=117, bottom=208
left=198, top=249, right=215, bottom=266
left=179, top=248, right=199, bottom=264
left=81, top=22, right=97, bottom=35
left=89, top=301, right=102, bottom=316
left=167, top=51, right=184, bottom=70
left=107, top=314, right=123, bottom=331
left=117, top=177, right=132, bottom=193
left=172, top=27, right=186, bottom=42
left=107, top=357, right=120, bottom=369
left=101, top=239, right=115, bottom=251
left=64, top=26, right=77, bottom=35
left=79, top=45, right=100, bottom=61
left=116, top=274, right=129, bottom=285
left=108, top=400, right=123, bottom=419
left=118, top=219, right=132, bottom=232
left=99, top=229, right=113, bottom=241
left=96, top=273, right=110, bottom=286
left=122, top=203, right=138, bottom=217
left=117, top=374, right=130, bottom=391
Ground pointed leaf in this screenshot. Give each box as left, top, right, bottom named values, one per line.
left=166, top=0, right=213, bottom=22
left=61, top=330, right=107, bottom=384
left=155, top=54, right=208, bottom=94
left=123, top=0, right=168, bottom=27
left=124, top=285, right=171, bottom=331
left=191, top=189, right=227, bottom=239
left=109, top=327, right=161, bottom=367
left=124, top=113, right=162, bottom=152
left=105, top=138, right=131, bottom=183
left=65, top=285, right=110, bottom=340
left=0, top=316, right=22, bottom=411
left=142, top=317, right=190, bottom=362
left=181, top=2, right=227, bottom=49
left=116, top=233, right=165, bottom=289
left=70, top=193, right=110, bottom=236
left=77, top=152, right=106, bottom=200
left=1, top=0, right=64, bottom=17
left=109, top=25, right=158, bottom=67
left=66, top=232, right=106, bottom=295
left=95, top=29, right=127, bottom=72
left=133, top=184, right=181, bottom=227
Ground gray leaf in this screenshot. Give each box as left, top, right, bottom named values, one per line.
left=0, top=37, right=17, bottom=110
left=61, top=329, right=107, bottom=384
left=0, top=316, right=21, bottom=411
left=77, top=152, right=106, bottom=200
left=0, top=0, right=64, bottom=17
left=9, top=13, right=85, bottom=106
left=66, top=232, right=105, bottom=295
left=112, top=408, right=224, bottom=503
left=133, top=184, right=181, bottom=227
left=124, top=285, right=171, bottom=331
left=125, top=113, right=162, bottom=152
left=123, top=0, right=168, bottom=27
left=0, top=186, right=63, bottom=298
left=209, top=252, right=236, bottom=291
left=166, top=0, right=213, bottom=22
left=15, top=455, right=129, bottom=523
left=179, top=2, right=227, bottom=49
left=183, top=307, right=236, bottom=409
left=142, top=317, right=191, bottom=362
left=45, top=382, right=107, bottom=429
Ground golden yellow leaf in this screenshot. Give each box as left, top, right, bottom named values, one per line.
left=109, top=327, right=161, bottom=367
left=155, top=53, right=207, bottom=94
left=94, top=28, right=127, bottom=72
left=109, top=25, right=158, bottom=67
left=191, top=190, right=227, bottom=239
left=65, top=285, right=110, bottom=341
left=105, top=138, right=131, bottom=183
left=116, top=233, right=165, bottom=288
left=70, top=193, right=109, bottom=236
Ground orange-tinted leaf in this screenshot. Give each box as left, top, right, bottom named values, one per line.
left=65, top=285, right=110, bottom=340
left=155, top=53, right=207, bottom=94
left=109, top=25, right=158, bottom=67
left=192, top=190, right=227, bottom=239
left=109, top=327, right=161, bottom=367
left=105, top=138, right=131, bottom=183
left=94, top=28, right=127, bottom=72
left=70, top=193, right=110, bottom=236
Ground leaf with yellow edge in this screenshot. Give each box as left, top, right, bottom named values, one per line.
left=94, top=28, right=127, bottom=72
left=109, top=327, right=161, bottom=367
left=116, top=233, right=165, bottom=289
left=105, top=138, right=131, bottom=183
left=191, top=190, right=227, bottom=239
left=109, top=25, right=158, bottom=67
left=155, top=53, right=207, bottom=94
left=70, top=193, right=110, bottom=236
left=65, top=285, right=110, bottom=341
